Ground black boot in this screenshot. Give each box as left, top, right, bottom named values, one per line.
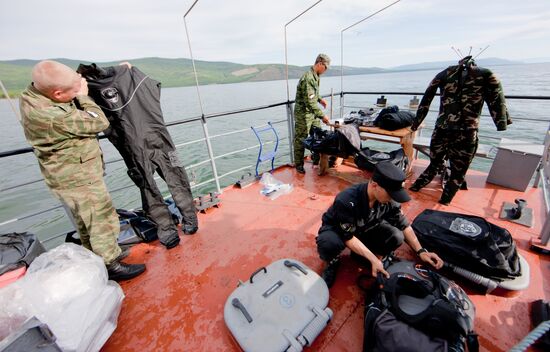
left=295, top=165, right=305, bottom=174
left=107, top=261, right=146, bottom=282
left=183, top=223, right=198, bottom=235
left=321, top=257, right=341, bottom=288
left=409, top=178, right=431, bottom=192
left=439, top=183, right=460, bottom=205
left=312, top=152, right=320, bottom=166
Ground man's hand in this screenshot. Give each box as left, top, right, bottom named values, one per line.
left=319, top=98, right=327, bottom=109
left=77, top=78, right=89, bottom=96
left=419, top=252, right=444, bottom=269
left=371, top=258, right=390, bottom=278
left=322, top=115, right=330, bottom=125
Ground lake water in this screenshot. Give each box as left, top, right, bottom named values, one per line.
left=1, top=63, right=549, bottom=246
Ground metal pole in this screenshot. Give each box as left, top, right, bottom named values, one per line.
left=284, top=0, right=323, bottom=164
left=340, top=31, right=344, bottom=119
left=184, top=0, right=221, bottom=193
left=286, top=103, right=295, bottom=164
left=284, top=0, right=323, bottom=102
left=0, top=80, right=21, bottom=122
left=339, top=0, right=402, bottom=118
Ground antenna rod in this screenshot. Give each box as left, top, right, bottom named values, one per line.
left=468, top=46, right=472, bottom=56
left=0, top=80, right=21, bottom=123
left=474, top=45, right=490, bottom=59
left=450, top=46, right=462, bottom=58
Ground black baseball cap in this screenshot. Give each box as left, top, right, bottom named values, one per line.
left=372, top=161, right=411, bottom=203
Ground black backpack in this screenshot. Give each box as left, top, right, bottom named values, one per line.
left=363, top=256, right=478, bottom=352
left=412, top=209, right=521, bottom=281
left=374, top=105, right=415, bottom=131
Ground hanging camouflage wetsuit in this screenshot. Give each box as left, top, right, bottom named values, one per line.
left=293, top=67, right=324, bottom=168
left=410, top=58, right=511, bottom=204
left=78, top=64, right=198, bottom=248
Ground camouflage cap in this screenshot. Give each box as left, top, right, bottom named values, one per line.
left=316, top=53, right=331, bottom=69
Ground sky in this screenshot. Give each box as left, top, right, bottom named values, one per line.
left=1, top=0, right=550, bottom=68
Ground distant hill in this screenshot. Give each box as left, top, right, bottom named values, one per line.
left=0, top=56, right=534, bottom=98
left=390, top=57, right=523, bottom=71
left=0, top=57, right=383, bottom=98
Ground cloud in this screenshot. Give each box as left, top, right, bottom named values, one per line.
left=1, top=0, right=549, bottom=67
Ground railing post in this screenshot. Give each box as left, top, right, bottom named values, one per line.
left=200, top=114, right=221, bottom=193
left=184, top=0, right=221, bottom=193
left=340, top=92, right=344, bottom=120
left=541, top=217, right=550, bottom=245
left=539, top=125, right=550, bottom=244
left=286, top=102, right=295, bottom=164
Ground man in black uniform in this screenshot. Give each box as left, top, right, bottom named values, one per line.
left=316, top=161, right=443, bottom=287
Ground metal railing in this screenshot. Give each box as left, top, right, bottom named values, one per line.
left=1, top=91, right=549, bottom=244
left=0, top=100, right=295, bottom=244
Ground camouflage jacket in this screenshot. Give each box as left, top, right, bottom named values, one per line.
left=294, top=67, right=324, bottom=119
left=20, top=85, right=110, bottom=189
left=413, top=65, right=511, bottom=131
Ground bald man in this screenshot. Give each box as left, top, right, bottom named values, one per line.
left=20, top=60, right=146, bottom=281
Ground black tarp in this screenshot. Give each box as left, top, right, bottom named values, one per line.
left=0, top=232, right=46, bottom=275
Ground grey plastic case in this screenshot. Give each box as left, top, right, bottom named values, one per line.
left=224, top=259, right=332, bottom=352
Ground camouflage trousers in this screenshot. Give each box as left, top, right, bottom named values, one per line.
left=413, top=128, right=478, bottom=201
left=293, top=112, right=321, bottom=167
left=52, top=180, right=121, bottom=265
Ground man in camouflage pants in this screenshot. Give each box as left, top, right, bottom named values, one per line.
left=410, top=56, right=511, bottom=205
left=20, top=60, right=146, bottom=281
left=293, top=54, right=331, bottom=174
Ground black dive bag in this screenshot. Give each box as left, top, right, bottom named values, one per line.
left=303, top=126, right=356, bottom=157
left=363, top=257, right=478, bottom=352
left=374, top=106, right=415, bottom=131
left=412, top=209, right=520, bottom=281
left=354, top=148, right=409, bottom=173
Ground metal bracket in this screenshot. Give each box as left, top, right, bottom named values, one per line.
left=499, top=200, right=533, bottom=227
left=194, top=192, right=221, bottom=213
left=235, top=172, right=257, bottom=189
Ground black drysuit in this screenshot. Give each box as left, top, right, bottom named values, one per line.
left=77, top=64, right=197, bottom=246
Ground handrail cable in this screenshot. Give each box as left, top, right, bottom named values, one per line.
left=0, top=119, right=287, bottom=193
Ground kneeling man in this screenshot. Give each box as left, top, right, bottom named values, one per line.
left=316, top=161, right=443, bottom=287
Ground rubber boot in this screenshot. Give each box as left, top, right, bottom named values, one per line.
left=318, top=154, right=329, bottom=176
left=158, top=228, right=180, bottom=249
left=439, top=183, right=460, bottom=205
left=312, top=152, right=320, bottom=166
left=183, top=223, right=198, bottom=235
left=321, top=257, right=341, bottom=288
left=409, top=177, right=431, bottom=192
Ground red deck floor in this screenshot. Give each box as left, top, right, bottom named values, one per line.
left=102, top=159, right=549, bottom=352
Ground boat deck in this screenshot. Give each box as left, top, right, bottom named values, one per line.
left=102, top=159, right=549, bottom=352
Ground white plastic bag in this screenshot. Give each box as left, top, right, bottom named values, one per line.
left=0, top=243, right=124, bottom=352
left=259, top=173, right=293, bottom=200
